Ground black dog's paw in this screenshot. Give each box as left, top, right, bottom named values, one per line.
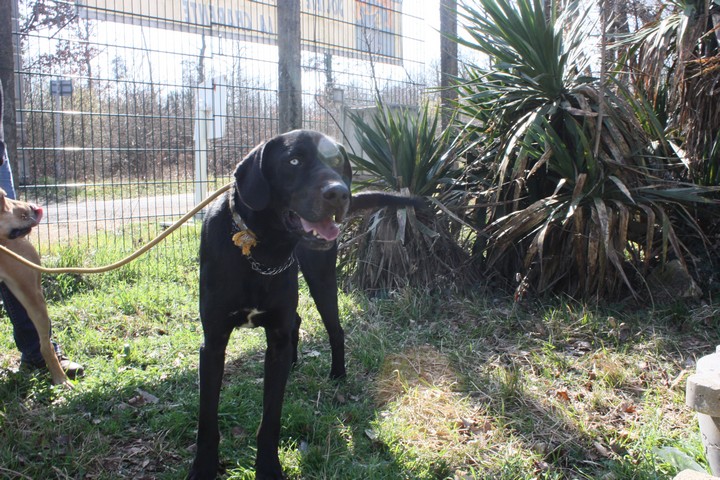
left=255, top=459, right=285, bottom=480
left=187, top=463, right=219, bottom=480
left=256, top=472, right=286, bottom=480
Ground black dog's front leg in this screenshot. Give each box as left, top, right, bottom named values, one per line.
left=255, top=325, right=294, bottom=480
left=297, top=245, right=346, bottom=379
left=189, top=327, right=232, bottom=480
left=291, top=313, right=301, bottom=368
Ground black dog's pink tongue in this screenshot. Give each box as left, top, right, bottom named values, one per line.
left=300, top=217, right=340, bottom=241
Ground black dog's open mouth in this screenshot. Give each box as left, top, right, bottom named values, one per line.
left=283, top=210, right=340, bottom=243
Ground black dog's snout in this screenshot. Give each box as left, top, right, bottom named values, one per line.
left=322, top=183, right=349, bottom=205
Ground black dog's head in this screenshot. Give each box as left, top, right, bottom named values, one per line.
left=234, top=130, right=351, bottom=247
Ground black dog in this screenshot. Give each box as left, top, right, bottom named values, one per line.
left=189, top=130, right=417, bottom=479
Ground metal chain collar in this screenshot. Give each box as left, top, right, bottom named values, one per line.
left=228, top=189, right=296, bottom=277
left=246, top=251, right=296, bottom=276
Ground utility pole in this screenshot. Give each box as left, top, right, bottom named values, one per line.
left=277, top=0, right=302, bottom=132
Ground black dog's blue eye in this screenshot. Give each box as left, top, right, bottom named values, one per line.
left=289, top=158, right=300, bottom=166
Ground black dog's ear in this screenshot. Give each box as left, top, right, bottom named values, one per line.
left=234, top=143, right=270, bottom=211
left=338, top=144, right=352, bottom=189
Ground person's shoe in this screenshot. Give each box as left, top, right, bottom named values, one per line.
left=57, top=353, right=84, bottom=380
left=20, top=354, right=85, bottom=380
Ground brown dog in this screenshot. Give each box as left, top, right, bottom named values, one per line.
left=0, top=188, right=69, bottom=386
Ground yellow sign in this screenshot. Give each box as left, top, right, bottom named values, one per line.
left=77, top=0, right=403, bottom=62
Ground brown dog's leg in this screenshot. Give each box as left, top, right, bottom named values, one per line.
left=2, top=240, right=70, bottom=387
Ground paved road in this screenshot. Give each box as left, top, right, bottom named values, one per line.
left=32, top=193, right=203, bottom=245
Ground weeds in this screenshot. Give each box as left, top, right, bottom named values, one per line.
left=0, top=234, right=717, bottom=479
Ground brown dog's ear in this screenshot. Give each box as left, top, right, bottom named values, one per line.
left=234, top=143, right=270, bottom=211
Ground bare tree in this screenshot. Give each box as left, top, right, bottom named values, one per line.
left=19, top=0, right=99, bottom=80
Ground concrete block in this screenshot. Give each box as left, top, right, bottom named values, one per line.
left=673, top=470, right=719, bottom=480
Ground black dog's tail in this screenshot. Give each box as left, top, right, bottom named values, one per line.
left=348, top=191, right=424, bottom=214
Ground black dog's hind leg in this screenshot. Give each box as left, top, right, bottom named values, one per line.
left=291, top=312, right=301, bottom=367
left=255, top=324, right=295, bottom=479
left=297, top=244, right=346, bottom=380
left=189, top=325, right=233, bottom=480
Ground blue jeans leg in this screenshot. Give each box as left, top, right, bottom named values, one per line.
left=1, top=134, right=60, bottom=366
left=0, top=282, right=47, bottom=366
left=0, top=150, right=16, bottom=199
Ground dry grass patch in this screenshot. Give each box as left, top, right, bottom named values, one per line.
left=458, top=325, right=699, bottom=475
left=375, top=345, right=460, bottom=404
left=372, top=345, right=494, bottom=475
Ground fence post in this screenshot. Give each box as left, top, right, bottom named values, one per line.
left=0, top=0, right=17, bottom=173
left=440, top=0, right=458, bottom=129
left=277, top=0, right=302, bottom=132
left=194, top=86, right=209, bottom=220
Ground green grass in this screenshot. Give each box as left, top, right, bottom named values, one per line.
left=0, top=232, right=717, bottom=479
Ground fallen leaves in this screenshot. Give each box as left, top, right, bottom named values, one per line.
left=555, top=389, right=572, bottom=403
left=127, top=389, right=159, bottom=407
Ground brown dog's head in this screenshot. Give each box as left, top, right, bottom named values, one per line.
left=233, top=130, right=351, bottom=248
left=0, top=188, right=43, bottom=241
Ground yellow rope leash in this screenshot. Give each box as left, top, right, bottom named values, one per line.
left=0, top=182, right=234, bottom=275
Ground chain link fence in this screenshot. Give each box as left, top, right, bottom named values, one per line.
left=7, top=0, right=434, bottom=260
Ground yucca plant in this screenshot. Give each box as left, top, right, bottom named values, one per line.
left=618, top=0, right=720, bottom=186
left=348, top=102, right=457, bottom=195
left=339, top=101, right=476, bottom=292
left=456, top=0, right=719, bottom=300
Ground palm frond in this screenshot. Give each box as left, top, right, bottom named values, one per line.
left=340, top=100, right=478, bottom=291
left=456, top=0, right=719, bottom=299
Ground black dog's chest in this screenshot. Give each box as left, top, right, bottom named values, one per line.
left=225, top=275, right=298, bottom=329
left=230, top=307, right=265, bottom=328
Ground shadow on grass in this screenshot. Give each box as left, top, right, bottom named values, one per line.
left=1, top=291, right=716, bottom=479
left=0, top=360, right=198, bottom=478
left=0, top=320, right=409, bottom=480
left=356, top=292, right=718, bottom=479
